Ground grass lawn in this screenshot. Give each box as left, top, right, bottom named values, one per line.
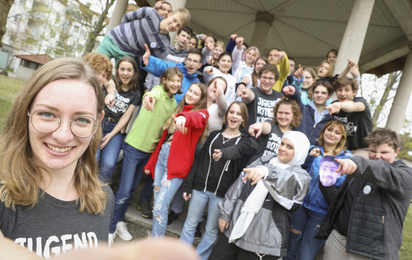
left=401, top=204, right=412, bottom=259
left=0, top=75, right=25, bottom=132
left=0, top=75, right=411, bottom=258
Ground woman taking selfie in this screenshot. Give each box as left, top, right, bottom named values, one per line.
left=0, top=58, right=114, bottom=258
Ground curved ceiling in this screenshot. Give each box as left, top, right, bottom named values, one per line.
left=146, top=0, right=412, bottom=75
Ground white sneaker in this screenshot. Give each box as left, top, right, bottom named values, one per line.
left=108, top=233, right=116, bottom=246
left=116, top=221, right=132, bottom=241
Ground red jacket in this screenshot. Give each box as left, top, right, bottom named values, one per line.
left=144, top=105, right=209, bottom=179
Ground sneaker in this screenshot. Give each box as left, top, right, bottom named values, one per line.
left=167, top=210, right=179, bottom=226
left=108, top=233, right=116, bottom=246
left=137, top=200, right=153, bottom=219
left=116, top=221, right=132, bottom=241
left=194, top=222, right=203, bottom=239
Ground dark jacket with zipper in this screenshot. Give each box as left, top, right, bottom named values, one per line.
left=184, top=130, right=251, bottom=198
left=316, top=157, right=412, bottom=260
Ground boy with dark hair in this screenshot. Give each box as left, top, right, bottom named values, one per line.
left=187, top=34, right=198, bottom=50
left=162, top=26, right=192, bottom=63
left=144, top=26, right=193, bottom=92
left=141, top=44, right=203, bottom=104
left=316, top=128, right=412, bottom=260
left=326, top=76, right=373, bottom=157
left=97, top=6, right=191, bottom=61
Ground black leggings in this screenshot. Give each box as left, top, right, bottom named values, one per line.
left=209, top=234, right=280, bottom=260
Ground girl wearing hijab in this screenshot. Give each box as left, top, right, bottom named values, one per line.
left=209, top=131, right=311, bottom=260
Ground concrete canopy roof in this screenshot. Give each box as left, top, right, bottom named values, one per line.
left=146, top=0, right=412, bottom=76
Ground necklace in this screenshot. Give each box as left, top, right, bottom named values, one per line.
left=222, top=135, right=233, bottom=144
left=222, top=130, right=240, bottom=144
left=224, top=129, right=240, bottom=136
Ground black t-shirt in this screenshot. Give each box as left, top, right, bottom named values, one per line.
left=317, top=74, right=339, bottom=84
left=332, top=97, right=373, bottom=150
left=206, top=135, right=237, bottom=193
left=0, top=186, right=114, bottom=258
left=103, top=86, right=141, bottom=121
left=249, top=120, right=283, bottom=163
left=243, top=88, right=283, bottom=148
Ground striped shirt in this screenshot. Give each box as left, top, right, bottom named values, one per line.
left=109, top=7, right=170, bottom=59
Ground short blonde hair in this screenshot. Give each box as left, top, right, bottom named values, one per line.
left=215, top=41, right=225, bottom=50
left=172, top=8, right=191, bottom=27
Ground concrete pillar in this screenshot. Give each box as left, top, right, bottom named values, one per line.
left=166, top=0, right=187, bottom=45
left=385, top=43, right=412, bottom=133
left=334, top=0, right=375, bottom=74
left=107, top=0, right=128, bottom=32
left=250, top=12, right=275, bottom=53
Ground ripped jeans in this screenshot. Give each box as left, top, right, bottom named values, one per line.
left=151, top=143, right=184, bottom=237
left=284, top=206, right=326, bottom=260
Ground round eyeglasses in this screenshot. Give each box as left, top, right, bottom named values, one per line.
left=27, top=110, right=99, bottom=138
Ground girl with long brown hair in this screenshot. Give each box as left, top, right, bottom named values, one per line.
left=109, top=67, right=183, bottom=243
left=284, top=120, right=353, bottom=260
left=180, top=102, right=251, bottom=259
left=95, top=56, right=140, bottom=182
left=144, top=82, right=209, bottom=237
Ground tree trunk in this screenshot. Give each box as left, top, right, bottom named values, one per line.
left=84, top=0, right=115, bottom=53
left=0, top=0, right=15, bottom=48
left=371, top=71, right=401, bottom=127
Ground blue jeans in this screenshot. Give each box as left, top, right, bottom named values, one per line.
left=109, top=143, right=151, bottom=234
left=169, top=143, right=204, bottom=214
left=180, top=190, right=223, bottom=259
left=140, top=174, right=154, bottom=202
left=96, top=119, right=124, bottom=182
left=284, top=206, right=326, bottom=260
left=151, top=143, right=184, bottom=236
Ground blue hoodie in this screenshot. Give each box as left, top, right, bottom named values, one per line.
left=141, top=56, right=199, bottom=104
left=303, top=147, right=353, bottom=215
left=287, top=80, right=333, bottom=147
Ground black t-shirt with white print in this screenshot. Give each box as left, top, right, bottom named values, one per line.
left=332, top=97, right=373, bottom=150
left=0, top=186, right=114, bottom=259
left=243, top=87, right=283, bottom=149
left=249, top=120, right=283, bottom=163
left=103, top=84, right=140, bottom=122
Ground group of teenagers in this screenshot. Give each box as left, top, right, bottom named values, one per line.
left=0, top=2, right=411, bottom=260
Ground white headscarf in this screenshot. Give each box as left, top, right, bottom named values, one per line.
left=269, top=131, right=310, bottom=167
left=229, top=131, right=310, bottom=243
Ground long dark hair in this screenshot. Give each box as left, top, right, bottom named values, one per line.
left=163, top=82, right=209, bottom=143
left=252, top=57, right=268, bottom=88
left=114, top=56, right=139, bottom=93
left=318, top=120, right=347, bottom=155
